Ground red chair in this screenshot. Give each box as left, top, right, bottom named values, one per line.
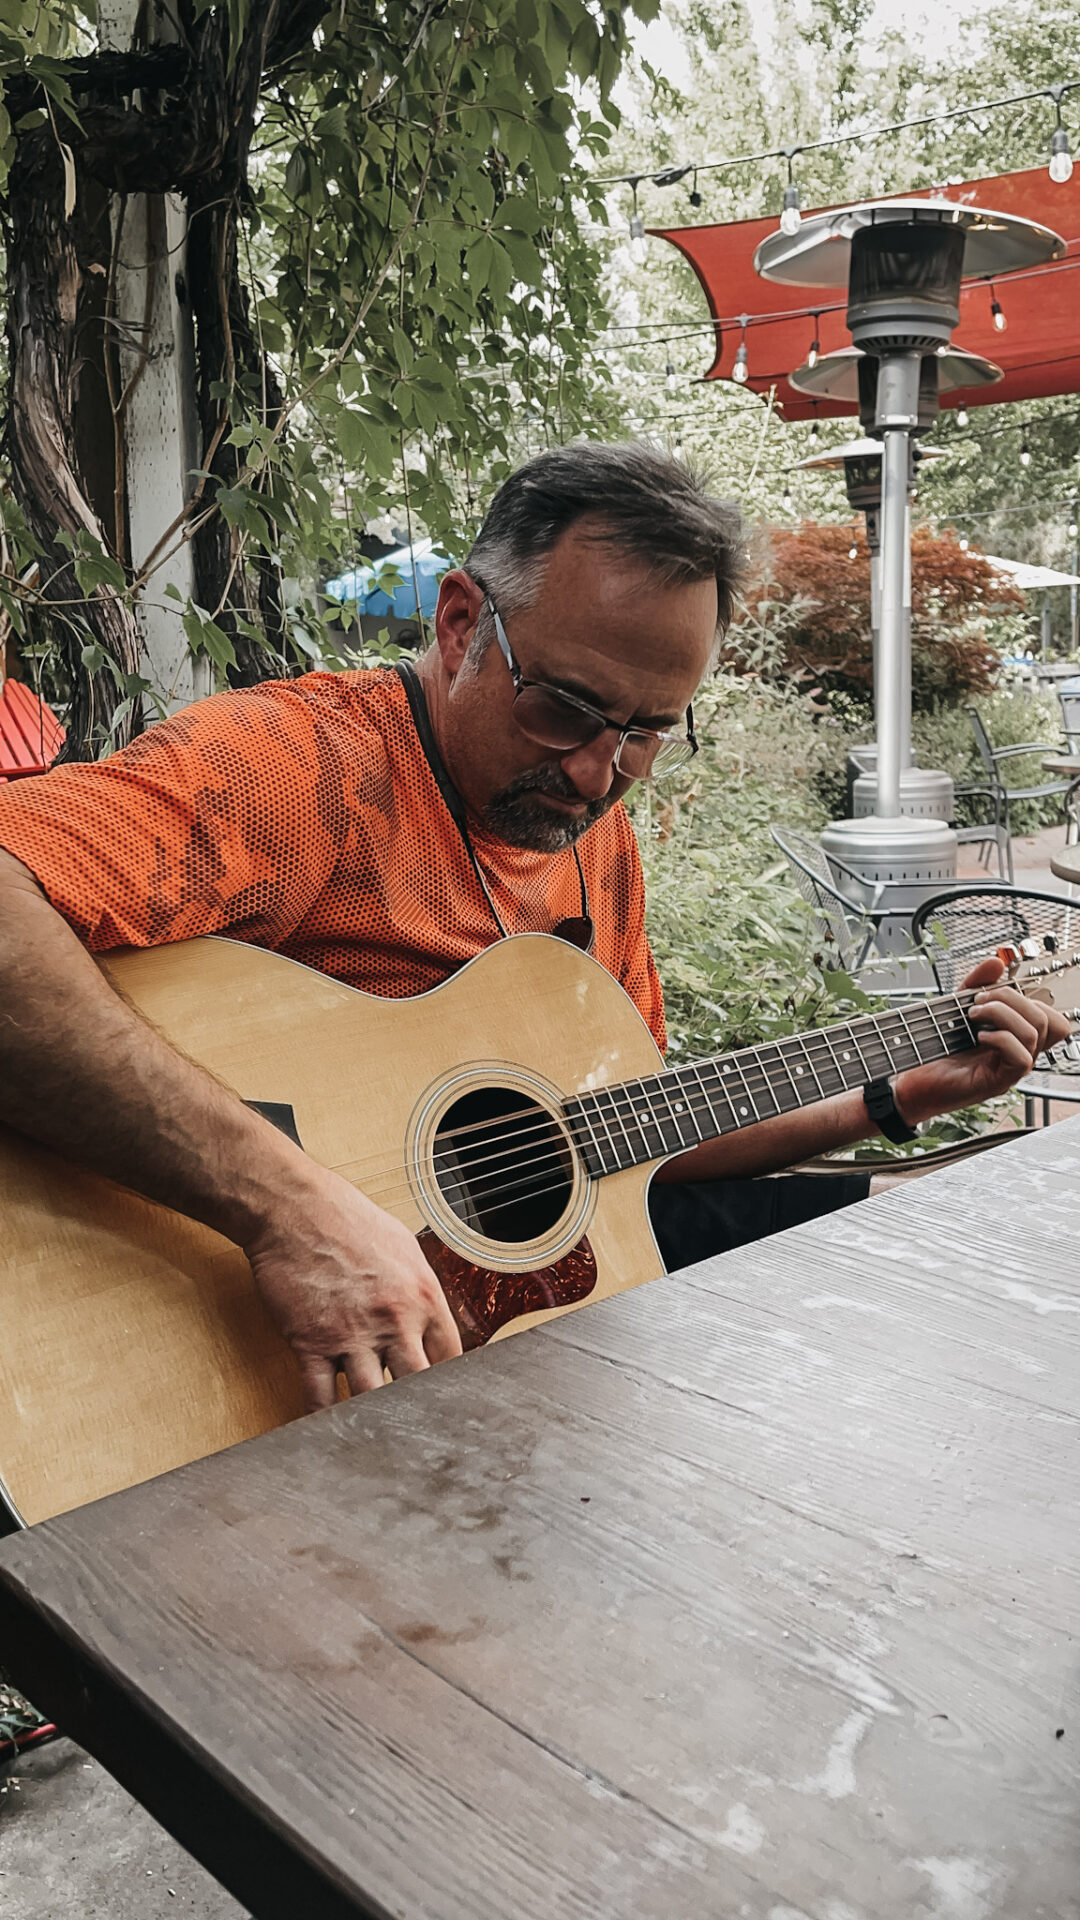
left=0, top=680, right=64, bottom=782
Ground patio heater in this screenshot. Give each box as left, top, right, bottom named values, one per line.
left=756, top=198, right=1063, bottom=944
left=792, top=431, right=952, bottom=821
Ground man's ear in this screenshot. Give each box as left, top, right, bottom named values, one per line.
left=433, top=571, right=485, bottom=675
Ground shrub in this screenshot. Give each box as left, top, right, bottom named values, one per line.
left=724, top=521, right=1026, bottom=711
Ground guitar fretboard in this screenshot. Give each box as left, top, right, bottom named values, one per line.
left=562, top=992, right=979, bottom=1178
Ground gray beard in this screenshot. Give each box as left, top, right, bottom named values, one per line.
left=482, top=764, right=612, bottom=852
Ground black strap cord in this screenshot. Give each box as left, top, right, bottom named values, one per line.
left=393, top=660, right=593, bottom=952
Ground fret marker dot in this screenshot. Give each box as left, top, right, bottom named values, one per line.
left=675, top=1102, right=684, bottom=1113
left=842, top=1050, right=851, bottom=1061
left=796, top=1065, right=804, bottom=1075
left=739, top=1104, right=748, bottom=1116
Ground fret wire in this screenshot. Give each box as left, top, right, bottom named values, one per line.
left=590, top=1090, right=623, bottom=1174
left=573, top=988, right=994, bottom=1176
left=605, top=1080, right=639, bottom=1169
left=609, top=1077, right=668, bottom=1160
left=746, top=1047, right=780, bottom=1117
left=726, top=1051, right=762, bottom=1125
left=793, top=1032, right=826, bottom=1100
left=898, top=1004, right=931, bottom=1065
left=816, top=1024, right=848, bottom=1091
left=653, top=1077, right=689, bottom=1153
left=674, top=1067, right=707, bottom=1141
left=691, top=1061, right=727, bottom=1135
left=657, top=1071, right=698, bottom=1149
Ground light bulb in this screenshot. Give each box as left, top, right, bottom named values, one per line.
left=1021, top=442, right=1032, bottom=468
left=959, top=534, right=969, bottom=550
left=732, top=342, right=749, bottom=384
left=807, top=338, right=820, bottom=370
left=782, top=489, right=793, bottom=512
left=689, top=187, right=702, bottom=209
left=1069, top=520, right=1078, bottom=539
left=780, top=181, right=801, bottom=236
left=991, top=297, right=1007, bottom=332
left=809, top=420, right=820, bottom=439
left=629, top=210, right=646, bottom=263
left=1050, top=126, right=1074, bottom=183
left=956, top=406, right=969, bottom=427
left=848, top=544, right=858, bottom=560
left=665, top=360, right=676, bottom=389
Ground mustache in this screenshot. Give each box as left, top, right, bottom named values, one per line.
left=499, top=765, right=599, bottom=806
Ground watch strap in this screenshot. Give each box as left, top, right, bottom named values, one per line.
left=863, top=1076, right=919, bottom=1145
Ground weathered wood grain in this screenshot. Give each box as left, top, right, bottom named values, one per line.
left=1, top=1120, right=1078, bottom=1918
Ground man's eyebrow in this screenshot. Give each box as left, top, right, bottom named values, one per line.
left=543, top=670, right=682, bottom=732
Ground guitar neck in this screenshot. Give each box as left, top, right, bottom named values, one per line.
left=564, top=990, right=981, bottom=1177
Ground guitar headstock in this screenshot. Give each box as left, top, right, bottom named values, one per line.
left=999, top=938, right=1080, bottom=1031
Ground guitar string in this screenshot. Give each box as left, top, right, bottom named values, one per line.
left=350, top=996, right=994, bottom=1212
left=312, top=988, right=982, bottom=1192
left=362, top=1000, right=976, bottom=1205
left=349, top=993, right=1012, bottom=1211
left=381, top=1000, right=1077, bottom=1219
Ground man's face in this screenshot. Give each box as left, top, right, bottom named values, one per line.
left=433, top=520, right=717, bottom=851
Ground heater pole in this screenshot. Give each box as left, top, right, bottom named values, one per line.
left=874, top=354, right=920, bottom=820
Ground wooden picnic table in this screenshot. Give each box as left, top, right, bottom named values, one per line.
left=1, top=1121, right=1079, bottom=1918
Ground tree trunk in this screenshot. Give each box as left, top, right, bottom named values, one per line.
left=2, top=2, right=329, bottom=752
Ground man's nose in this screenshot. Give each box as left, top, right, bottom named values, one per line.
left=559, top=729, right=620, bottom=800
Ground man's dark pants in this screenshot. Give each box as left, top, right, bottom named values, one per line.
left=647, top=1171, right=873, bottom=1273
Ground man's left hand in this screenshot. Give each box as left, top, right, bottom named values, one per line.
left=893, top=955, right=1073, bottom=1127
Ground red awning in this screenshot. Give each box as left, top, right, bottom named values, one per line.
left=0, top=679, right=65, bottom=781
left=654, top=165, right=1080, bottom=419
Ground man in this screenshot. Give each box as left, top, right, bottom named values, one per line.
left=0, top=444, right=1064, bottom=1409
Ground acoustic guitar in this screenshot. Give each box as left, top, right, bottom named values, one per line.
left=2, top=930, right=1077, bottom=1526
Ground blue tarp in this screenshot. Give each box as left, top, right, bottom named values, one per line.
left=325, top=540, right=455, bottom=620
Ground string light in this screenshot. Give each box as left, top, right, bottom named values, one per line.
left=1020, top=429, right=1032, bottom=467
left=628, top=180, right=646, bottom=264
left=848, top=543, right=858, bottom=560
left=956, top=406, right=969, bottom=427
left=665, top=359, right=676, bottom=388
left=782, top=486, right=794, bottom=512
left=1049, top=82, right=1074, bottom=182
left=1050, top=125, right=1073, bottom=182
left=598, top=76, right=1080, bottom=197
left=807, top=316, right=821, bottom=370
left=990, top=284, right=1007, bottom=332
left=1069, top=515, right=1079, bottom=539
left=809, top=418, right=820, bottom=439
left=689, top=169, right=702, bottom=210
left=732, top=314, right=749, bottom=383
left=780, top=149, right=802, bottom=236
left=959, top=533, right=969, bottom=550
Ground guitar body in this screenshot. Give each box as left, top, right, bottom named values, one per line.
left=0, top=935, right=666, bottom=1524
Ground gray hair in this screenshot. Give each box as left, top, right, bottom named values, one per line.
left=463, top=443, right=746, bottom=655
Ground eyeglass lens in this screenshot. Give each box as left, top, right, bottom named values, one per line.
left=511, top=685, right=692, bottom=780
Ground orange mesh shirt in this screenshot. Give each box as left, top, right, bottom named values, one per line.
left=0, top=668, right=666, bottom=1051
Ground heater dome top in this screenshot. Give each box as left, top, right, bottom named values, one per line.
left=792, top=435, right=950, bottom=472
left=754, top=196, right=1064, bottom=290
left=788, top=343, right=1003, bottom=402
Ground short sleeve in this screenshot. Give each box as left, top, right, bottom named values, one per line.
left=0, top=683, right=346, bottom=952
left=584, top=805, right=667, bottom=1056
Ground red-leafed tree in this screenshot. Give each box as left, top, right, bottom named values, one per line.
left=725, top=521, right=1026, bottom=710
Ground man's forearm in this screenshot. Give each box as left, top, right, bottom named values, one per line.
left=653, top=1081, right=886, bottom=1183
left=0, top=855, right=313, bottom=1245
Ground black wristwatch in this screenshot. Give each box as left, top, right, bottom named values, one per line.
left=863, top=1076, right=919, bottom=1145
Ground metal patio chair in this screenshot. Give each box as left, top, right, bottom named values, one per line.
left=770, top=826, right=928, bottom=1001
left=964, top=706, right=1073, bottom=881
left=911, top=883, right=1080, bottom=1121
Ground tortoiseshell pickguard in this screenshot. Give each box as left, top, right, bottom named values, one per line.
left=417, top=1228, right=598, bottom=1351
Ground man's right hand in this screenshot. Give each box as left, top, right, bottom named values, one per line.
left=243, top=1166, right=463, bottom=1410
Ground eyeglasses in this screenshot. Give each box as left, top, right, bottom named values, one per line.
left=485, top=598, right=698, bottom=783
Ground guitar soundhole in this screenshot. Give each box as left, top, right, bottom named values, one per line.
left=432, top=1087, right=575, bottom=1243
